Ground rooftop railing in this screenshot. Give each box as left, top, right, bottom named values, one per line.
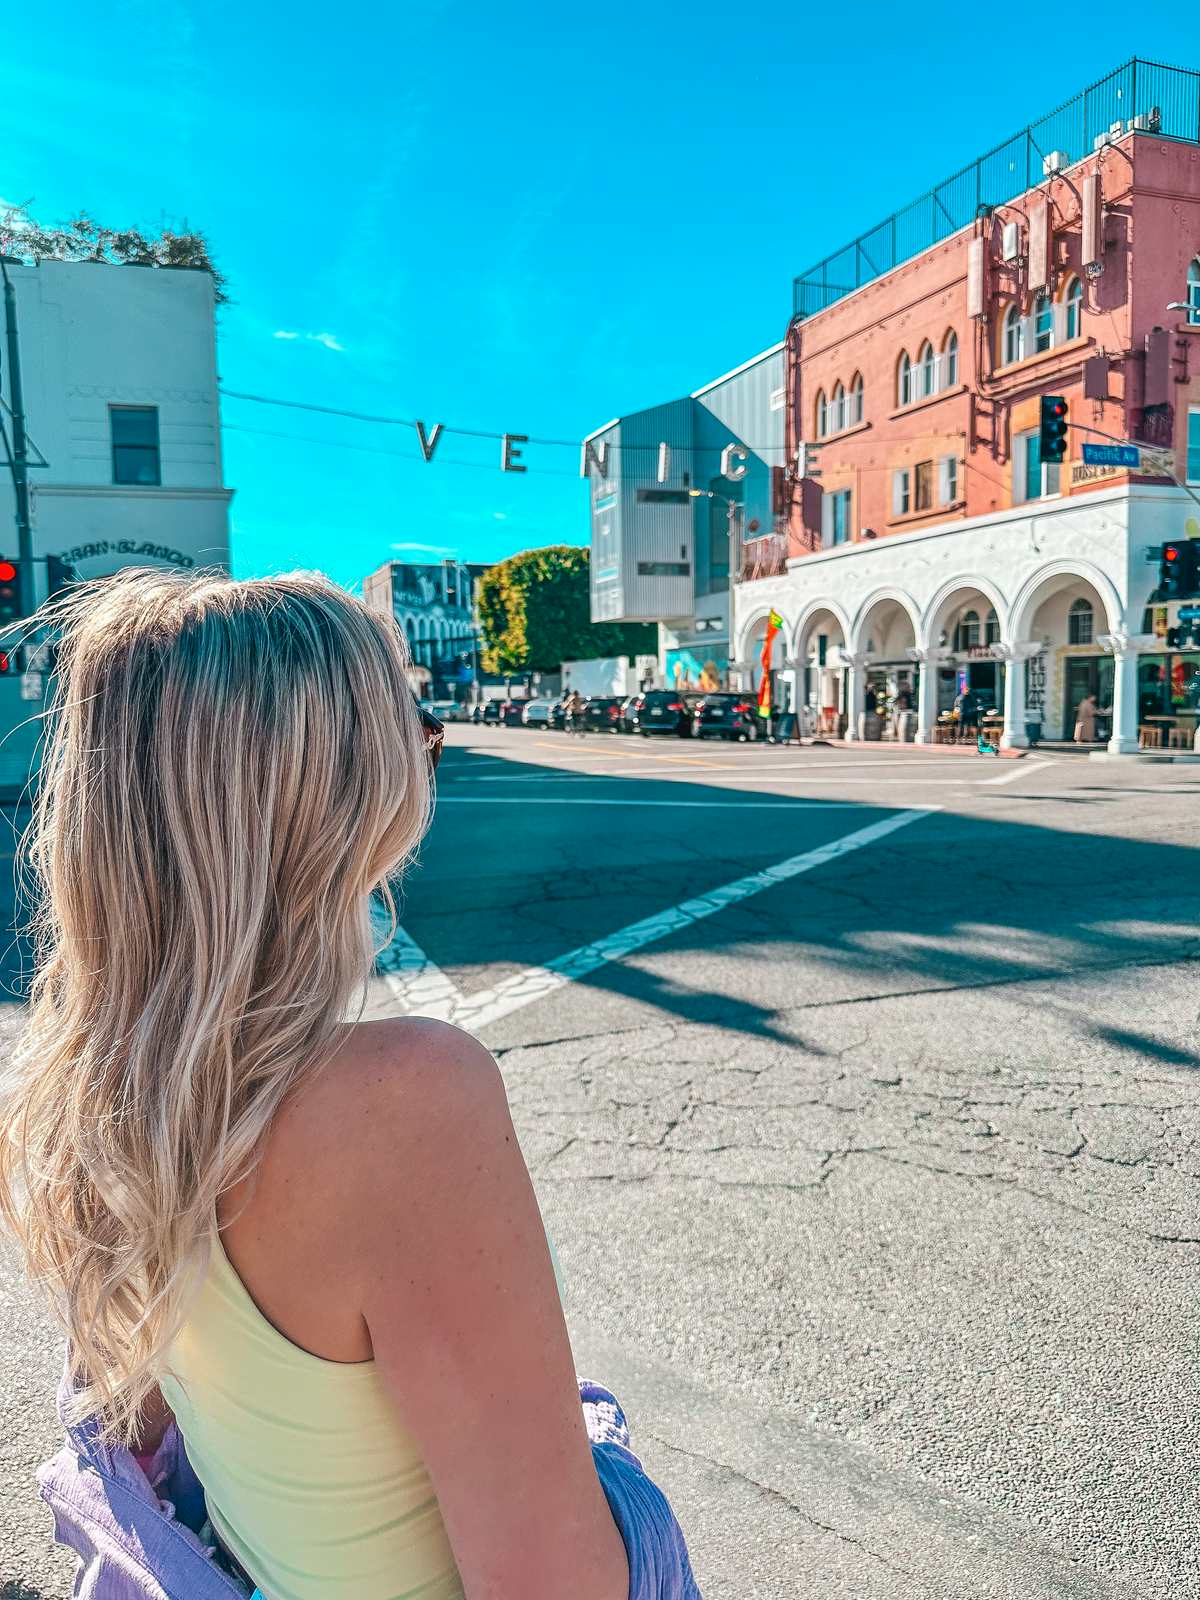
left=793, top=58, right=1200, bottom=319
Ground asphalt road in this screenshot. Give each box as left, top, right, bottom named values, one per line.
left=3, top=731, right=1200, bottom=1598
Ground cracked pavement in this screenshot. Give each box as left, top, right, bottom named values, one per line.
left=3, top=734, right=1199, bottom=1597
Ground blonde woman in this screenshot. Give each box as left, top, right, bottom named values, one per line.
left=0, top=570, right=633, bottom=1600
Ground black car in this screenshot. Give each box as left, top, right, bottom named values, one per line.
left=638, top=689, right=697, bottom=737
left=550, top=698, right=568, bottom=730
left=482, top=701, right=503, bottom=724
left=693, top=693, right=762, bottom=741
left=501, top=700, right=525, bottom=727
left=618, top=694, right=642, bottom=734
left=583, top=695, right=623, bottom=733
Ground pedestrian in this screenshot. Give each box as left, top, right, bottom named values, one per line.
left=1073, top=692, right=1106, bottom=744
left=565, top=688, right=585, bottom=735
left=954, top=685, right=979, bottom=743
left=0, top=570, right=680, bottom=1600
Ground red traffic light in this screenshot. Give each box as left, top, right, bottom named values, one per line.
left=0, top=563, right=17, bottom=583
left=1046, top=398, right=1067, bottom=419
left=1164, top=545, right=1180, bottom=562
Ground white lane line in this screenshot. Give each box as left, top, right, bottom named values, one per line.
left=451, top=808, right=934, bottom=1033
left=979, top=758, right=1057, bottom=786
left=375, top=924, right=460, bottom=1021
left=448, top=760, right=977, bottom=783
left=436, top=797, right=872, bottom=808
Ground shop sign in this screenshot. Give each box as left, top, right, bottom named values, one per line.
left=1153, top=605, right=1169, bottom=640
left=1023, top=650, right=1048, bottom=724
left=1070, top=461, right=1120, bottom=488
left=966, top=643, right=994, bottom=658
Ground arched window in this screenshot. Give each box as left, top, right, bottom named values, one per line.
left=957, top=609, right=981, bottom=650
left=984, top=608, right=999, bottom=645
left=897, top=352, right=912, bottom=407
left=942, top=330, right=958, bottom=387
left=1063, top=277, right=1082, bottom=341
left=849, top=372, right=864, bottom=424
left=1069, top=596, right=1094, bottom=645
left=919, top=341, right=936, bottom=398
left=1033, top=293, right=1053, bottom=354
left=1003, top=304, right=1024, bottom=365
left=832, top=381, right=845, bottom=433
left=1188, top=259, right=1200, bottom=326
left=816, top=390, right=828, bottom=438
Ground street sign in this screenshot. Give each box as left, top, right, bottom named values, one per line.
left=1082, top=443, right=1139, bottom=468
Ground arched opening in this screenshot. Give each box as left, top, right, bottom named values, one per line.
left=1012, top=571, right=1118, bottom=741
left=927, top=585, right=1006, bottom=730
left=831, top=381, right=845, bottom=433
left=796, top=606, right=849, bottom=737
left=815, top=389, right=828, bottom=438
left=855, top=596, right=919, bottom=739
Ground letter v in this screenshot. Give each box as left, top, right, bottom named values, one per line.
left=414, top=421, right=444, bottom=462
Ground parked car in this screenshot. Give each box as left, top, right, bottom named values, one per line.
left=502, top=700, right=525, bottom=727
left=482, top=701, right=503, bottom=724
left=521, top=699, right=555, bottom=727
left=550, top=698, right=568, bottom=730
left=618, top=694, right=643, bottom=734
left=637, top=689, right=697, bottom=737
left=693, top=692, right=761, bottom=741
left=426, top=699, right=471, bottom=723
left=583, top=696, right=623, bottom=733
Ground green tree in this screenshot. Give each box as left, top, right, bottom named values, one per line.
left=0, top=205, right=229, bottom=303
left=478, top=546, right=656, bottom=674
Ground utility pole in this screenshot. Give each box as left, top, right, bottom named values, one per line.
left=0, top=255, right=35, bottom=619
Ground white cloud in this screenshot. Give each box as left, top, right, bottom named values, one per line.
left=272, top=329, right=345, bottom=352
left=492, top=512, right=507, bottom=521
left=389, top=541, right=455, bottom=557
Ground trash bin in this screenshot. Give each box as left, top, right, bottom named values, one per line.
left=858, top=712, right=882, bottom=741
left=898, top=710, right=916, bottom=743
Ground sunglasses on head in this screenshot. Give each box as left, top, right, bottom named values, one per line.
left=416, top=704, right=445, bottom=772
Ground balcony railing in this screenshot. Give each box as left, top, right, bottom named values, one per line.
left=794, top=57, right=1200, bottom=319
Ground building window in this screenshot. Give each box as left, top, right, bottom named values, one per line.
left=892, top=468, right=911, bottom=516
left=984, top=608, right=999, bottom=645
left=822, top=489, right=852, bottom=547
left=636, top=488, right=691, bottom=504
left=1003, top=304, right=1024, bottom=366
left=816, top=390, right=828, bottom=437
left=943, top=330, right=958, bottom=387
left=1014, top=428, right=1061, bottom=503
left=1063, top=277, right=1082, bottom=341
left=957, top=610, right=981, bottom=650
left=110, top=406, right=161, bottom=486
left=1188, top=408, right=1200, bottom=484
left=919, top=341, right=936, bottom=398
left=897, top=352, right=912, bottom=407
left=914, top=459, right=934, bottom=510
left=832, top=381, right=845, bottom=433
left=637, top=561, right=690, bottom=576
left=849, top=372, right=864, bottom=424
left=1033, top=293, right=1053, bottom=353
left=1069, top=597, right=1094, bottom=645
left=1188, top=259, right=1200, bottom=326
left=937, top=454, right=958, bottom=504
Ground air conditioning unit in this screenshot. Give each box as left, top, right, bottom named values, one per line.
left=1109, top=120, right=1124, bottom=137
left=1042, top=150, right=1068, bottom=176
left=1129, top=107, right=1161, bottom=133
left=1001, top=220, right=1021, bottom=262
left=1093, top=131, right=1113, bottom=152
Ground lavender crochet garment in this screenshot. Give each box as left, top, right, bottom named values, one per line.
left=37, top=1368, right=702, bottom=1600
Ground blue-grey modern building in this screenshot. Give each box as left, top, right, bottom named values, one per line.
left=583, top=342, right=785, bottom=690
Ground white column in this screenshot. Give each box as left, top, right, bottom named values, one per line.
left=907, top=646, right=950, bottom=744
left=994, top=641, right=1043, bottom=750
left=1099, top=629, right=1154, bottom=755
left=841, top=651, right=871, bottom=742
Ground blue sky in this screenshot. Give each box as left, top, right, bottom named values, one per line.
left=2, top=5, right=1182, bottom=589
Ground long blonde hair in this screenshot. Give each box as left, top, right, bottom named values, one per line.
left=0, top=567, right=432, bottom=1441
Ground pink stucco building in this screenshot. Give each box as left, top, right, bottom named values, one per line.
left=736, top=66, right=1200, bottom=753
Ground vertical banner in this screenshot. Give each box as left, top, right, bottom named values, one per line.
left=1023, top=650, right=1047, bottom=726
left=757, top=610, right=783, bottom=720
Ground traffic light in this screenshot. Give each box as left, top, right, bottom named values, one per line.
left=1038, top=396, right=1068, bottom=464
left=0, top=562, right=20, bottom=625
left=1160, top=540, right=1200, bottom=598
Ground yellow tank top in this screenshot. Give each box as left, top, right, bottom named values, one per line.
left=161, top=1229, right=566, bottom=1600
